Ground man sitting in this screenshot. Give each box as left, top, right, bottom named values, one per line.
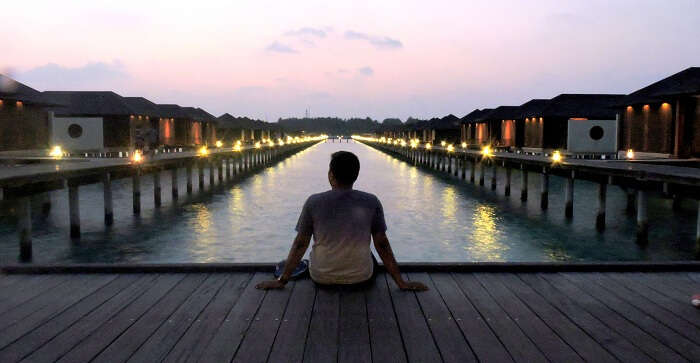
left=256, top=151, right=428, bottom=291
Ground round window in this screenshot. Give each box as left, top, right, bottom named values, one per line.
left=589, top=126, right=604, bottom=140
left=68, top=124, right=83, bottom=138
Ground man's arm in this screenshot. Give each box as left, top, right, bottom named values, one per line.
left=256, top=231, right=312, bottom=290
left=373, top=231, right=428, bottom=291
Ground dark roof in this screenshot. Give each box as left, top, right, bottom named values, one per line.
left=42, top=91, right=135, bottom=116
left=462, top=109, right=492, bottom=123
left=476, top=106, right=520, bottom=122
left=622, top=67, right=700, bottom=105
left=432, top=114, right=461, bottom=130
left=123, top=97, right=161, bottom=117
left=517, top=99, right=550, bottom=118
left=217, top=113, right=257, bottom=129
left=0, top=74, right=53, bottom=105
left=181, top=107, right=216, bottom=122
left=156, top=104, right=188, bottom=118
left=537, top=94, right=625, bottom=119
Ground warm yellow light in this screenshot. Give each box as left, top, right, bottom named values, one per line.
left=425, top=143, right=432, bottom=149
left=255, top=142, right=261, bottom=149
left=441, top=140, right=446, bottom=147
left=215, top=140, right=223, bottom=148
left=16, top=101, right=23, bottom=108
left=236, top=140, right=242, bottom=146
left=461, top=142, right=467, bottom=148
left=447, top=144, right=454, bottom=152
left=49, top=145, right=63, bottom=158
left=400, top=140, right=407, bottom=147
left=198, top=146, right=209, bottom=156
left=132, top=150, right=143, bottom=163
left=233, top=144, right=242, bottom=152
left=482, top=145, right=491, bottom=156
left=552, top=150, right=562, bottom=163
left=626, top=149, right=635, bottom=159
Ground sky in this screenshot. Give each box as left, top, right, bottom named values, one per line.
left=2, top=0, right=699, bottom=121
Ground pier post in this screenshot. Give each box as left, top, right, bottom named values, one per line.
left=470, top=157, right=476, bottom=183
left=171, top=168, right=179, bottom=200
left=186, top=163, right=193, bottom=195
left=226, top=158, right=232, bottom=179
left=479, top=160, right=485, bottom=186
left=461, top=156, right=467, bottom=180
left=198, top=161, right=205, bottom=191
left=103, top=172, right=113, bottom=225
left=17, top=196, right=31, bottom=260
left=209, top=159, right=215, bottom=187
left=540, top=169, right=549, bottom=210
left=218, top=158, right=224, bottom=183
left=521, top=167, right=529, bottom=202
left=505, top=166, right=512, bottom=196
left=565, top=171, right=574, bottom=218
left=626, top=189, right=636, bottom=214
left=636, top=190, right=649, bottom=244
left=596, top=181, right=607, bottom=231
left=69, top=183, right=80, bottom=237
left=447, top=155, right=452, bottom=174
left=39, top=192, right=51, bottom=217
left=153, top=170, right=162, bottom=207
left=132, top=170, right=141, bottom=215
left=491, top=161, right=497, bottom=191
left=696, top=200, right=700, bottom=252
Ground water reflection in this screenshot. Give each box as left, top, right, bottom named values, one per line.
left=468, top=205, right=507, bottom=261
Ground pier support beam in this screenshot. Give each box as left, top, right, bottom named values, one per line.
left=39, top=192, right=51, bottom=217
left=696, top=200, right=700, bottom=252
left=626, top=189, right=636, bottom=214
left=69, top=184, right=80, bottom=237
left=226, top=158, right=232, bottom=179
left=540, top=170, right=549, bottom=210
left=132, top=170, right=141, bottom=215
left=17, top=196, right=31, bottom=261
left=636, top=190, right=648, bottom=245
left=479, top=160, right=485, bottom=186
left=103, top=173, right=113, bottom=226
left=186, top=164, right=193, bottom=195
left=209, top=159, right=215, bottom=187
left=521, top=168, right=528, bottom=202
left=153, top=170, right=161, bottom=208
left=461, top=157, right=467, bottom=180
left=171, top=168, right=179, bottom=200
left=596, top=182, right=607, bottom=231
left=564, top=171, right=574, bottom=218
left=490, top=162, right=497, bottom=191
left=505, top=166, right=511, bottom=196
left=198, top=161, right=205, bottom=191
left=218, top=158, right=224, bottom=183
left=470, top=157, right=476, bottom=183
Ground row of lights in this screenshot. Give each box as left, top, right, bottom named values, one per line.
left=197, top=135, right=327, bottom=157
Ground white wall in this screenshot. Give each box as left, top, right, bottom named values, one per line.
left=567, top=119, right=618, bottom=153
left=50, top=114, right=104, bottom=150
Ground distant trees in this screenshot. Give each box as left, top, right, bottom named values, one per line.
left=278, top=117, right=384, bottom=135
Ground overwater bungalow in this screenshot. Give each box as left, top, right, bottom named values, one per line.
left=182, top=107, right=217, bottom=146
left=430, top=114, right=462, bottom=145
left=517, top=99, right=551, bottom=149
left=473, top=106, right=520, bottom=149
left=461, top=108, right=492, bottom=146
left=619, top=67, right=700, bottom=158
left=0, top=74, right=55, bottom=152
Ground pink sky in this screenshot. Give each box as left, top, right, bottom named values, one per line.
left=3, top=0, right=699, bottom=121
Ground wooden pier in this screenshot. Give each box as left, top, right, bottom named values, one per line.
left=0, top=263, right=699, bottom=362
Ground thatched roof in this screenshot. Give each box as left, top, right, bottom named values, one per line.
left=0, top=74, right=54, bottom=105
left=123, top=97, right=161, bottom=117
left=42, top=91, right=135, bottom=116
left=621, top=67, right=700, bottom=105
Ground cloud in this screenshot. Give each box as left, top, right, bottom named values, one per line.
left=344, top=30, right=403, bottom=49
left=16, top=61, right=129, bottom=90
left=285, top=27, right=327, bottom=38
left=358, top=66, right=374, bottom=76
left=265, top=41, right=298, bottom=54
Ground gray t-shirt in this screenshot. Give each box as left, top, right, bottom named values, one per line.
left=296, top=189, right=387, bottom=284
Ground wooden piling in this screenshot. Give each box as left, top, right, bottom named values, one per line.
left=171, top=168, right=179, bottom=200
left=636, top=190, right=649, bottom=244
left=218, top=158, right=224, bottom=183
left=491, top=161, right=497, bottom=191
left=565, top=171, right=574, bottom=218
left=40, top=192, right=51, bottom=217
left=226, top=158, right=231, bottom=179
left=17, top=196, right=31, bottom=260
left=103, top=172, right=113, bottom=225
left=209, top=159, right=215, bottom=187
left=186, top=163, right=193, bottom=195
left=153, top=170, right=161, bottom=207
left=132, top=170, right=141, bottom=215
left=626, top=189, right=636, bottom=214
left=540, top=169, right=549, bottom=210
left=596, top=182, right=607, bottom=231
left=198, top=161, right=205, bottom=191
left=505, top=166, right=512, bottom=196
left=69, top=184, right=80, bottom=237
left=521, top=167, right=528, bottom=202
left=470, top=157, right=476, bottom=183
left=479, top=160, right=485, bottom=186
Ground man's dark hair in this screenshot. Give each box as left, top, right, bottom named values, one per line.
left=330, top=151, right=360, bottom=186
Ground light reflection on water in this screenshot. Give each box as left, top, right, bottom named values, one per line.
left=0, top=141, right=697, bottom=264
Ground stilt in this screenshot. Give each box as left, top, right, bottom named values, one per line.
left=153, top=171, right=161, bottom=207
left=672, top=195, right=683, bottom=211
left=226, top=158, right=232, bottom=179
left=479, top=160, right=485, bottom=186
left=540, top=170, right=548, bottom=210
left=470, top=157, right=476, bottom=183
left=103, top=172, right=113, bottom=225
left=209, top=159, right=215, bottom=187
left=218, top=158, right=224, bottom=183
left=521, top=167, right=529, bottom=202
left=132, top=170, right=141, bottom=215
left=17, top=196, right=31, bottom=261
left=596, top=182, right=607, bottom=231
left=447, top=155, right=452, bottom=174
left=198, top=161, right=205, bottom=190
left=69, top=184, right=80, bottom=237
left=626, top=189, right=636, bottom=214
left=491, top=162, right=497, bottom=191
left=461, top=157, right=467, bottom=180
left=696, top=200, right=700, bottom=252
left=564, top=172, right=574, bottom=218
left=39, top=192, right=51, bottom=217
left=636, top=190, right=648, bottom=244
left=186, top=163, right=193, bottom=195
left=505, top=167, right=512, bottom=196
left=171, top=168, right=179, bottom=200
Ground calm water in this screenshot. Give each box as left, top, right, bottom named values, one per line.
left=0, top=141, right=697, bottom=264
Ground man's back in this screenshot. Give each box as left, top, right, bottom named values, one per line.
left=296, top=189, right=386, bottom=284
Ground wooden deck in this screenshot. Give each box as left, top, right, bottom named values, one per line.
left=1, top=270, right=699, bottom=362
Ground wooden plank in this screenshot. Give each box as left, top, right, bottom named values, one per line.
left=92, top=274, right=208, bottom=363
left=410, top=272, right=476, bottom=362
left=0, top=275, right=69, bottom=314
left=162, top=273, right=252, bottom=363
left=518, top=273, right=654, bottom=363
left=22, top=274, right=159, bottom=363
left=194, top=273, right=267, bottom=362
left=56, top=274, right=186, bottom=363
left=430, top=273, right=512, bottom=362
left=127, top=273, right=229, bottom=363
left=0, top=274, right=140, bottom=362
left=365, top=273, right=407, bottom=363
left=607, top=273, right=700, bottom=329
left=337, top=287, right=371, bottom=363
left=387, top=273, right=442, bottom=362
left=475, top=273, right=583, bottom=362
left=640, top=272, right=700, bottom=303
left=0, top=274, right=115, bottom=337
left=232, top=281, right=295, bottom=363
left=267, top=279, right=316, bottom=363
left=303, top=285, right=340, bottom=363
left=580, top=273, right=700, bottom=345
left=452, top=273, right=547, bottom=362
left=495, top=273, right=617, bottom=362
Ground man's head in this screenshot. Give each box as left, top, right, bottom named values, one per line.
left=329, top=151, right=360, bottom=188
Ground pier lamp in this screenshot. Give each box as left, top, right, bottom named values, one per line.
left=233, top=144, right=242, bottom=152
left=551, top=150, right=562, bottom=163
left=461, top=142, right=467, bottom=149
left=132, top=150, right=143, bottom=163
left=198, top=146, right=209, bottom=156
left=400, top=140, right=407, bottom=147
left=481, top=145, right=492, bottom=157
left=441, top=140, right=446, bottom=147
left=278, top=139, right=285, bottom=146
left=447, top=144, right=454, bottom=152
left=215, top=140, right=223, bottom=148
left=626, top=149, right=635, bottom=159
left=255, top=142, right=261, bottom=149
left=425, top=143, right=432, bottom=150
left=49, top=145, right=63, bottom=159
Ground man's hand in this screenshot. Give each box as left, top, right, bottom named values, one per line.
left=398, top=280, right=429, bottom=291
left=256, top=279, right=286, bottom=290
